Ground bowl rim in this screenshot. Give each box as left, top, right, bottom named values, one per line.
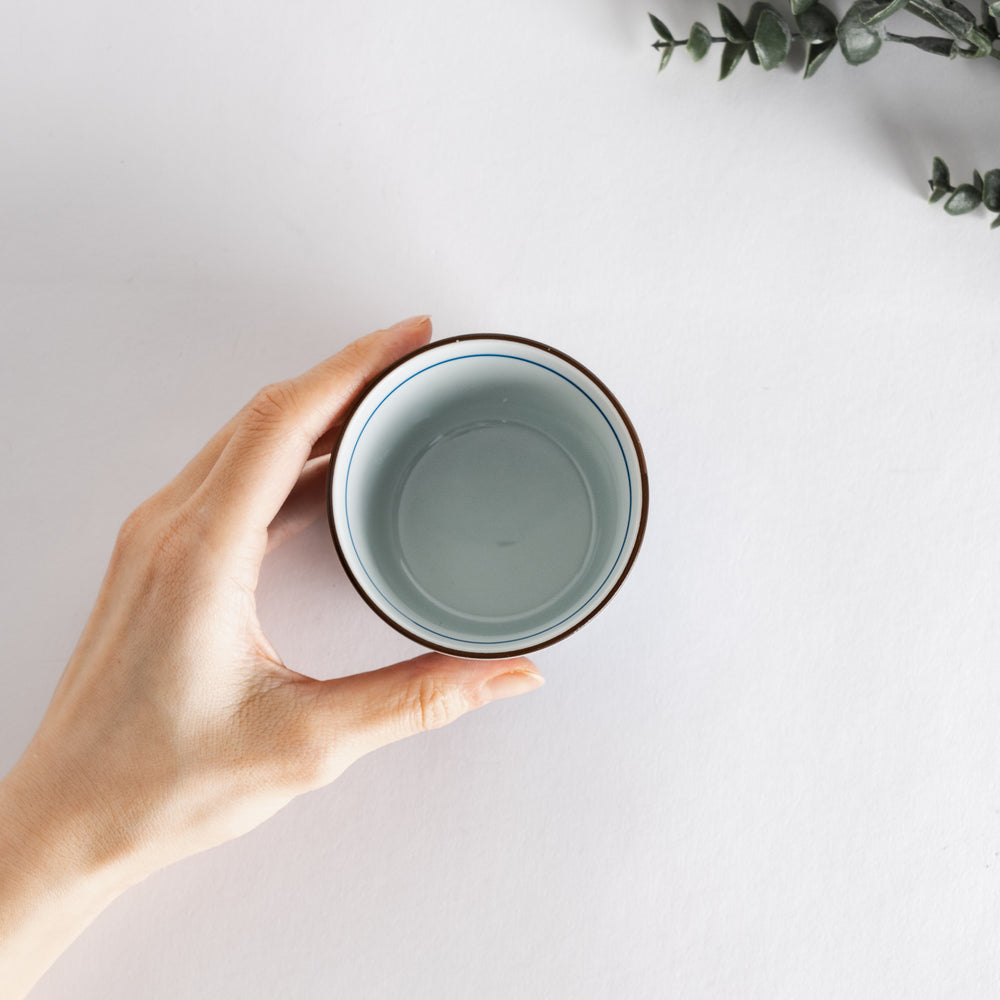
left=326, top=333, right=649, bottom=658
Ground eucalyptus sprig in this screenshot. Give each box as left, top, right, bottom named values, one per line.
left=650, top=0, right=1000, bottom=79
left=928, top=157, right=1000, bottom=228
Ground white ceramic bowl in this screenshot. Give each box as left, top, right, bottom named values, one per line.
left=327, top=335, right=648, bottom=658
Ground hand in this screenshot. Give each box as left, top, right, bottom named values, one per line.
left=0, top=315, right=544, bottom=999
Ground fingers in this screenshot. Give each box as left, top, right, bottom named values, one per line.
left=265, top=456, right=329, bottom=554
left=158, top=411, right=243, bottom=509
left=191, top=315, right=431, bottom=550
left=159, top=400, right=341, bottom=512
left=168, top=419, right=343, bottom=553
left=315, top=652, right=545, bottom=761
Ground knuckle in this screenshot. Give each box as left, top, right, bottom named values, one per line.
left=115, top=499, right=159, bottom=550
left=245, top=381, right=298, bottom=427
left=109, top=501, right=202, bottom=598
left=144, top=505, right=202, bottom=569
left=410, top=674, right=465, bottom=732
left=115, top=508, right=144, bottom=549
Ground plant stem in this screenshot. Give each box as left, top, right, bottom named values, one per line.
left=652, top=33, right=804, bottom=46
left=653, top=37, right=728, bottom=46
left=883, top=31, right=1000, bottom=57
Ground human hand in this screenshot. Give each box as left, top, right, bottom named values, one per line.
left=0, top=315, right=544, bottom=999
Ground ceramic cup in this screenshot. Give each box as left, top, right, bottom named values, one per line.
left=327, top=334, right=648, bottom=658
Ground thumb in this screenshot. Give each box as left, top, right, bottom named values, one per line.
left=316, top=652, right=545, bottom=760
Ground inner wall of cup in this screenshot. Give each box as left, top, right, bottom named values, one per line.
left=342, top=354, right=631, bottom=646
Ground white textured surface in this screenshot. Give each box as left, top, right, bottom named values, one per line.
left=2, top=2, right=999, bottom=997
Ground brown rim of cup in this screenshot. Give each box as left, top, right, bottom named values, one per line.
left=325, top=333, right=649, bottom=659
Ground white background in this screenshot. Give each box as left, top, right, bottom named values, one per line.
left=2, top=1, right=999, bottom=997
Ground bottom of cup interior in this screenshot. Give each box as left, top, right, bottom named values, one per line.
left=337, top=349, right=637, bottom=655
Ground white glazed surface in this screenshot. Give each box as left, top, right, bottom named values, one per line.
left=330, top=338, right=645, bottom=655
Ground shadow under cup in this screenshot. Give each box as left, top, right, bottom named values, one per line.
left=328, top=335, right=648, bottom=658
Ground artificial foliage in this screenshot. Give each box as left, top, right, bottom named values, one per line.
left=649, top=1, right=1000, bottom=77
left=928, top=157, right=1000, bottom=228
left=650, top=2, right=1000, bottom=227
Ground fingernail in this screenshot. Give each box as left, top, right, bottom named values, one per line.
left=388, top=314, right=431, bottom=332
left=481, top=670, right=546, bottom=703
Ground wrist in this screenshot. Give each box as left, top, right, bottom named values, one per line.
left=0, top=755, right=147, bottom=1000
left=0, top=749, right=149, bottom=892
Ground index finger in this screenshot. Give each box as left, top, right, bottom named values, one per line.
left=191, top=315, right=432, bottom=551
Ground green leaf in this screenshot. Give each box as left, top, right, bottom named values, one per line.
left=791, top=0, right=818, bottom=11
left=991, top=213, right=1000, bottom=229
left=658, top=41, right=675, bottom=71
left=985, top=1, right=1000, bottom=35
left=990, top=0, right=1000, bottom=14
left=973, top=170, right=984, bottom=194
left=982, top=169, right=1000, bottom=212
left=953, top=26, right=993, bottom=56
left=890, top=34, right=956, bottom=55
left=860, top=0, right=909, bottom=21
left=804, top=38, right=838, bottom=75
left=649, top=13, right=675, bottom=42
left=931, top=157, right=951, bottom=188
left=982, top=1, right=1000, bottom=38
left=719, top=40, right=748, bottom=78
left=745, top=4, right=764, bottom=35
left=753, top=5, right=792, bottom=68
left=718, top=3, right=749, bottom=42
left=984, top=1, right=1000, bottom=36
left=796, top=3, right=839, bottom=42
left=687, top=22, right=714, bottom=60
left=928, top=161, right=954, bottom=204
left=907, top=0, right=976, bottom=40
left=944, top=184, right=982, bottom=214
left=837, top=2, right=887, bottom=63
left=743, top=4, right=766, bottom=63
